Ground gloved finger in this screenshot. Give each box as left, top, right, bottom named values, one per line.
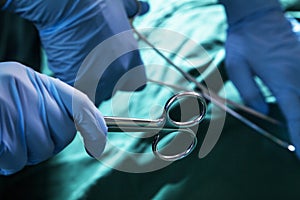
left=0, top=100, right=27, bottom=175
left=49, top=77, right=108, bottom=159
left=72, top=91, right=108, bottom=159
left=26, top=72, right=76, bottom=156
left=139, top=1, right=150, bottom=15
left=274, top=90, right=300, bottom=158
left=122, top=0, right=150, bottom=18
left=225, top=55, right=269, bottom=114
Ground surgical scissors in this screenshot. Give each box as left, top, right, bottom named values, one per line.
left=105, top=91, right=207, bottom=161
left=129, top=21, right=295, bottom=153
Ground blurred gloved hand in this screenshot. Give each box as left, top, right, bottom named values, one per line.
left=0, top=62, right=107, bottom=176
left=220, top=0, right=300, bottom=157
left=2, top=0, right=149, bottom=105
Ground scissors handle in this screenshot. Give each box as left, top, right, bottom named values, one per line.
left=105, top=117, right=165, bottom=131
left=104, top=91, right=207, bottom=130
left=104, top=91, right=206, bottom=161
left=152, top=128, right=197, bottom=161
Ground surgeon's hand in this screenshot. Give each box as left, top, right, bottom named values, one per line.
left=0, top=62, right=107, bottom=176
left=2, top=0, right=149, bottom=105
left=220, top=0, right=300, bottom=157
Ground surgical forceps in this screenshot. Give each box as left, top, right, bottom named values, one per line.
left=105, top=91, right=207, bottom=161
left=130, top=25, right=295, bottom=153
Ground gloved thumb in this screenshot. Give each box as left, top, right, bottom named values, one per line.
left=225, top=55, right=269, bottom=114
left=51, top=78, right=108, bottom=159
left=72, top=90, right=108, bottom=159
left=139, top=1, right=150, bottom=15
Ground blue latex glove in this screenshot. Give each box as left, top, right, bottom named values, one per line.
left=0, top=62, right=107, bottom=176
left=220, top=0, right=300, bottom=157
left=1, top=0, right=149, bottom=105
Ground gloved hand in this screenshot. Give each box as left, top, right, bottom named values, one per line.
left=1, top=0, right=149, bottom=105
left=220, top=0, right=300, bottom=157
left=0, top=62, right=107, bottom=176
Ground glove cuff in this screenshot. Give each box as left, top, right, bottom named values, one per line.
left=219, top=0, right=283, bottom=25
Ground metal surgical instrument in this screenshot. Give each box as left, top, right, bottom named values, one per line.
left=105, top=91, right=207, bottom=161
left=131, top=26, right=295, bottom=153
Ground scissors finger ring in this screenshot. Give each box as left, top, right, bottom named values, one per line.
left=104, top=91, right=207, bottom=161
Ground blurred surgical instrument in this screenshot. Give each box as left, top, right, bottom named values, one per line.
left=130, top=23, right=295, bottom=153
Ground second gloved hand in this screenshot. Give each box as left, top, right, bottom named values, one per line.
left=2, top=0, right=149, bottom=105
left=222, top=4, right=300, bottom=157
